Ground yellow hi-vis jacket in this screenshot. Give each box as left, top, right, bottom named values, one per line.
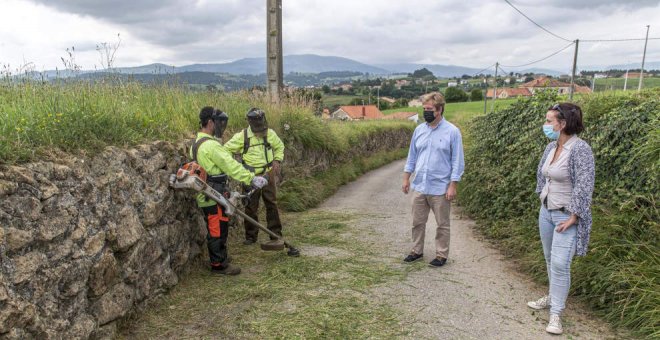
left=224, top=127, right=285, bottom=174
left=190, top=132, right=255, bottom=207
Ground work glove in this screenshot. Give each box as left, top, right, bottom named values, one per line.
left=251, top=176, right=268, bottom=190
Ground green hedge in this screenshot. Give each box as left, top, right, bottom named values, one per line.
left=458, top=89, right=659, bottom=337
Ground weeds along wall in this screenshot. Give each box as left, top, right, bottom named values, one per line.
left=0, top=82, right=414, bottom=338
left=457, top=89, right=659, bottom=337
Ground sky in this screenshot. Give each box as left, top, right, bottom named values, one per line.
left=1, top=0, right=659, bottom=73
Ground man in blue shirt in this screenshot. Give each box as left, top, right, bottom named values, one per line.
left=402, top=92, right=464, bottom=267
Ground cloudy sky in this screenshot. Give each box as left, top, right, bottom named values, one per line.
left=1, top=0, right=659, bottom=72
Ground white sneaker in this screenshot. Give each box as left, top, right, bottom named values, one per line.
left=527, top=295, right=550, bottom=310
left=546, top=314, right=563, bottom=335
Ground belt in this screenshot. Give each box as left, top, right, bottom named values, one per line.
left=242, top=163, right=272, bottom=175
left=543, top=197, right=566, bottom=213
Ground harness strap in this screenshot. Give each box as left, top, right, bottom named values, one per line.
left=191, top=137, right=212, bottom=162
left=241, top=128, right=273, bottom=168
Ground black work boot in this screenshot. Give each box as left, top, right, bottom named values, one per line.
left=429, top=257, right=447, bottom=267
left=211, top=264, right=241, bottom=276
left=403, top=252, right=424, bottom=262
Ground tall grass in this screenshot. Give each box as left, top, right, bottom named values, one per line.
left=0, top=81, right=413, bottom=164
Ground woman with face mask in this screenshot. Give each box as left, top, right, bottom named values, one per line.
left=528, top=103, right=595, bottom=335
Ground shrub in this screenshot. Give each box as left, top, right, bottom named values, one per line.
left=444, top=87, right=468, bottom=103
left=470, top=89, right=483, bottom=101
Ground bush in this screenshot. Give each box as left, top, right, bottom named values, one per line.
left=470, top=89, right=483, bottom=101
left=443, top=87, right=468, bottom=103
left=458, top=89, right=660, bottom=337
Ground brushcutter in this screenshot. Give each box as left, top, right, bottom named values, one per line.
left=169, top=162, right=300, bottom=256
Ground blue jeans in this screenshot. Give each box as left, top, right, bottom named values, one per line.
left=539, top=206, right=577, bottom=315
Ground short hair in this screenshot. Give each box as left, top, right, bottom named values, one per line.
left=549, top=102, right=584, bottom=135
left=422, top=92, right=446, bottom=112
left=199, top=106, right=215, bottom=127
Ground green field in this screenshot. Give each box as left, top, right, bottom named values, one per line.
left=383, top=98, right=517, bottom=128
left=320, top=95, right=361, bottom=107
left=593, top=76, right=660, bottom=91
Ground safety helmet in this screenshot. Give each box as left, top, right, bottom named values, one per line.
left=246, top=107, right=268, bottom=133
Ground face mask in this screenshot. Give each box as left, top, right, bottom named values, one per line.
left=423, top=110, right=436, bottom=123
left=543, top=124, right=559, bottom=140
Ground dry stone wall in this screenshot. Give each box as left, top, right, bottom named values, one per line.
left=0, top=127, right=411, bottom=339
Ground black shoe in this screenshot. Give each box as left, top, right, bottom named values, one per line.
left=429, top=257, right=447, bottom=267
left=243, top=239, right=256, bottom=245
left=211, top=264, right=241, bottom=276
left=403, top=252, right=424, bottom=262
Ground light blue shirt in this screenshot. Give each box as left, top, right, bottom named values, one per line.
left=404, top=118, right=465, bottom=195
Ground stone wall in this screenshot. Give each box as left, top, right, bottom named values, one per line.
left=0, top=127, right=411, bottom=339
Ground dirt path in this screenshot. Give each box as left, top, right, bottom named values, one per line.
left=317, top=159, right=621, bottom=339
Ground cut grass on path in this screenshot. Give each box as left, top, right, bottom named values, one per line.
left=117, top=211, right=424, bottom=339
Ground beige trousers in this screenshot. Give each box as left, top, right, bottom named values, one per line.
left=411, top=191, right=451, bottom=259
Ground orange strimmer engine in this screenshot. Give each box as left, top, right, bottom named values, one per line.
left=176, top=161, right=207, bottom=183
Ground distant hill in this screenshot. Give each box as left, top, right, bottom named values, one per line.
left=36, top=54, right=658, bottom=82
left=99, top=54, right=389, bottom=75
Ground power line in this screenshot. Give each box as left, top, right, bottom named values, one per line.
left=582, top=37, right=660, bottom=42
left=503, top=0, right=572, bottom=42
left=503, top=0, right=659, bottom=43
left=500, top=41, right=575, bottom=68
left=471, top=63, right=497, bottom=76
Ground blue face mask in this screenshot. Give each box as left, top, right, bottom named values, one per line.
left=543, top=124, right=559, bottom=140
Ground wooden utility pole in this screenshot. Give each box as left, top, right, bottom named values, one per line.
left=569, top=39, right=579, bottom=100
left=638, top=25, right=650, bottom=91
left=490, top=62, right=498, bottom=113
left=267, top=0, right=283, bottom=103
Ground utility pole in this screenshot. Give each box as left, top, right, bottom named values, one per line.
left=639, top=25, right=650, bottom=91
left=266, top=0, right=283, bottom=104
left=490, top=62, right=498, bottom=113
left=377, top=87, right=380, bottom=109
left=591, top=75, right=596, bottom=92
left=623, top=69, right=629, bottom=91
left=569, top=39, right=579, bottom=100
left=483, top=88, right=488, bottom=114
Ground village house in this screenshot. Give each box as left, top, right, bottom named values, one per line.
left=331, top=105, right=384, bottom=120
left=520, top=77, right=572, bottom=95
left=486, top=88, right=533, bottom=99
left=395, top=79, right=411, bottom=89
left=447, top=81, right=458, bottom=87
left=517, top=76, right=592, bottom=95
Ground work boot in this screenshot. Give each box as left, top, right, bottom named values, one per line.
left=211, top=264, right=241, bottom=276
left=428, top=257, right=447, bottom=267
left=403, top=252, right=423, bottom=262
left=546, top=314, right=563, bottom=335
left=527, top=295, right=550, bottom=310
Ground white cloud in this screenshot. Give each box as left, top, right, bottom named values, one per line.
left=1, top=0, right=659, bottom=71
